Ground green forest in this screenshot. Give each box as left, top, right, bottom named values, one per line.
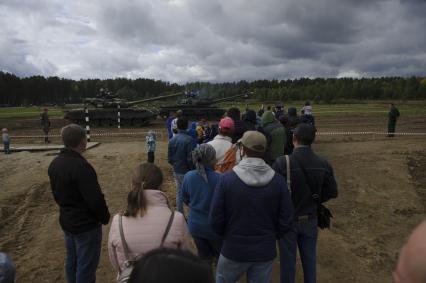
left=0, top=71, right=425, bottom=106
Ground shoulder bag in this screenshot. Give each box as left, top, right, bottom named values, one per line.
left=117, top=211, right=175, bottom=283
left=291, top=155, right=333, bottom=229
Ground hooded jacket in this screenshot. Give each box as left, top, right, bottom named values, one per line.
left=108, top=190, right=191, bottom=274
left=209, top=157, right=294, bottom=262
left=260, top=111, right=286, bottom=164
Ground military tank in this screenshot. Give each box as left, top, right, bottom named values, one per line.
left=160, top=91, right=250, bottom=120
left=64, top=89, right=184, bottom=126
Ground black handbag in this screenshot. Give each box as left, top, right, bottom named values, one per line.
left=291, top=155, right=333, bottom=229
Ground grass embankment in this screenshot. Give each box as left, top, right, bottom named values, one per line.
left=0, top=107, right=66, bottom=119
left=0, top=101, right=425, bottom=119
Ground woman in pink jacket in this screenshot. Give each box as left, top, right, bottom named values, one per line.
left=108, top=163, right=192, bottom=275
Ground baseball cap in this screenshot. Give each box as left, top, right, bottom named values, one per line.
left=219, top=117, right=234, bottom=130
left=238, top=131, right=266, bottom=152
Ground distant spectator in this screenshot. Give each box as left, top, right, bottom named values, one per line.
left=210, top=131, right=294, bottom=283
left=145, top=130, right=156, bottom=163
left=300, top=101, right=315, bottom=128
left=2, top=128, right=10, bottom=154
left=243, top=109, right=257, bottom=131
left=302, top=101, right=313, bottom=115
left=180, top=144, right=222, bottom=265
left=168, top=116, right=195, bottom=211
left=108, top=163, right=191, bottom=278
left=40, top=108, right=51, bottom=143
left=206, top=123, right=219, bottom=143
left=171, top=110, right=183, bottom=137
left=257, top=105, right=265, bottom=119
left=394, top=220, right=426, bottom=283
left=196, top=118, right=210, bottom=144
left=260, top=111, right=286, bottom=165
left=48, top=124, right=110, bottom=283
left=166, top=112, right=176, bottom=140
left=388, top=103, right=400, bottom=137
left=274, top=102, right=284, bottom=120
left=283, top=107, right=299, bottom=154
left=227, top=107, right=247, bottom=143
left=273, top=124, right=338, bottom=283
left=0, top=252, right=15, bottom=283
left=287, top=107, right=299, bottom=127
left=208, top=117, right=234, bottom=165
left=187, top=122, right=199, bottom=146
left=128, top=248, right=214, bottom=283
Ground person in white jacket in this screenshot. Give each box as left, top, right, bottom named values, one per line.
left=208, top=117, right=234, bottom=165
left=108, top=163, right=191, bottom=276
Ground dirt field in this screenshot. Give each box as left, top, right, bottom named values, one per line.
left=0, top=114, right=425, bottom=282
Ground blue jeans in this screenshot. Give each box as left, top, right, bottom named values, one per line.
left=216, top=254, right=273, bottom=283
left=64, top=225, right=102, bottom=283
left=192, top=236, right=222, bottom=264
left=279, top=218, right=318, bottom=283
left=174, top=172, right=185, bottom=212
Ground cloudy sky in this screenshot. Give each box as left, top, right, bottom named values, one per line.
left=0, top=0, right=425, bottom=83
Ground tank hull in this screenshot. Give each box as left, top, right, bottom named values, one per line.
left=64, top=108, right=158, bottom=126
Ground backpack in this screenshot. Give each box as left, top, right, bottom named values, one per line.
left=215, top=144, right=238, bottom=173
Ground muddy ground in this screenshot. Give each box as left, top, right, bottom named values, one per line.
left=0, top=115, right=425, bottom=282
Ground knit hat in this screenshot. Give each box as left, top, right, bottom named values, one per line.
left=0, top=253, right=16, bottom=283
left=219, top=117, right=234, bottom=130
left=191, top=144, right=216, bottom=182
left=238, top=130, right=266, bottom=153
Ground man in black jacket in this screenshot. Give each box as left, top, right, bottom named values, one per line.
left=48, top=124, right=110, bottom=283
left=273, top=123, right=337, bottom=283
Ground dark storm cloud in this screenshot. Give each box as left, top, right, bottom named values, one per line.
left=0, top=0, right=425, bottom=82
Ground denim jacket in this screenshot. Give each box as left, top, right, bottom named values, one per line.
left=168, top=130, right=195, bottom=174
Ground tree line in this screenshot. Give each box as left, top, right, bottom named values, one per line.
left=0, top=71, right=425, bottom=106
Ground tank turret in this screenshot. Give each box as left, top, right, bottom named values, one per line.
left=160, top=91, right=250, bottom=120
left=64, top=89, right=184, bottom=126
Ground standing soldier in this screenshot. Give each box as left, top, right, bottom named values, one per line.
left=388, top=103, right=400, bottom=137
left=41, top=108, right=51, bottom=143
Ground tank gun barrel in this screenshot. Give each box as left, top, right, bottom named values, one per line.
left=212, top=92, right=251, bottom=104
left=126, top=92, right=184, bottom=106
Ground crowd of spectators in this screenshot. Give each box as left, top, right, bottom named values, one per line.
left=1, top=101, right=417, bottom=283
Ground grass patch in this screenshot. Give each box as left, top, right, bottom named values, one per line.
left=0, top=107, right=65, bottom=119
left=0, top=101, right=425, bottom=119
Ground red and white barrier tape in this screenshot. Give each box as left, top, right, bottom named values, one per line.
left=8, top=131, right=426, bottom=139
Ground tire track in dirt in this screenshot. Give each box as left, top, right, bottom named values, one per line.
left=0, top=182, right=65, bottom=282
left=0, top=182, right=55, bottom=254
left=407, top=151, right=426, bottom=212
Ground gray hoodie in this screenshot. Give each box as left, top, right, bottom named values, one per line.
left=233, top=157, right=275, bottom=187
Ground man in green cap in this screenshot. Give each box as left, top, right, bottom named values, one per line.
left=388, top=103, right=400, bottom=137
